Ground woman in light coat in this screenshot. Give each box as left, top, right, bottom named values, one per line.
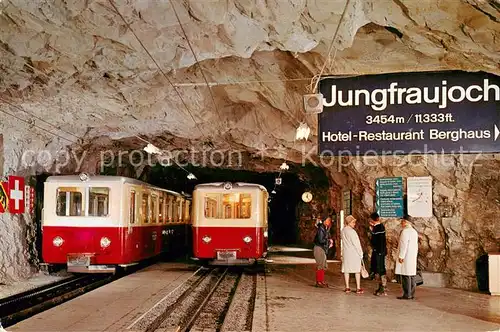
left=341, top=215, right=364, bottom=294
left=395, top=217, right=419, bottom=299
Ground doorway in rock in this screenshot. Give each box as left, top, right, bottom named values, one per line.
left=141, top=165, right=306, bottom=247
left=34, top=173, right=50, bottom=263
left=267, top=172, right=305, bottom=246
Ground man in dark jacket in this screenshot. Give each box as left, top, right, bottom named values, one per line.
left=369, top=212, right=387, bottom=296
left=313, top=217, right=332, bottom=287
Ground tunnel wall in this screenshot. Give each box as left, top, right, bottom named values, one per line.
left=326, top=154, right=500, bottom=290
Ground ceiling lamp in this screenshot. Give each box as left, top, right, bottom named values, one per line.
left=271, top=190, right=276, bottom=194
left=280, top=162, right=289, bottom=170
left=143, top=143, right=162, bottom=155
left=187, top=173, right=197, bottom=180
left=295, top=122, right=310, bottom=140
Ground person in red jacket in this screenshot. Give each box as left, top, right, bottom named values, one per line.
left=313, top=216, right=333, bottom=287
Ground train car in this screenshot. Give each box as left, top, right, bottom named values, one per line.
left=191, top=182, right=268, bottom=265
left=41, top=174, right=191, bottom=273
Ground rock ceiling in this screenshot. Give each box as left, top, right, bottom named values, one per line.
left=0, top=0, right=499, bottom=168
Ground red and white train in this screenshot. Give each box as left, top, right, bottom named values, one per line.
left=41, top=174, right=192, bottom=273
left=191, top=182, right=269, bottom=265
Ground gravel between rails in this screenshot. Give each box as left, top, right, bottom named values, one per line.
left=130, top=267, right=212, bottom=331
left=219, top=273, right=257, bottom=332
left=156, top=267, right=226, bottom=331
left=189, top=272, right=240, bottom=331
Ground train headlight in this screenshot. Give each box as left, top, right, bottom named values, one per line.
left=202, top=235, right=211, bottom=243
left=53, top=236, right=63, bottom=247
left=100, top=237, right=111, bottom=248
left=243, top=236, right=252, bottom=243
left=264, top=231, right=268, bottom=238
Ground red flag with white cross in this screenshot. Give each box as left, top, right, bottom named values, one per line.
left=8, top=176, right=25, bottom=214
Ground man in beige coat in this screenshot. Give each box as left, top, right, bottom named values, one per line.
left=395, top=216, right=419, bottom=300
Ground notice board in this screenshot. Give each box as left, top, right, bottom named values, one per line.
left=375, top=177, right=404, bottom=218
left=407, top=176, right=433, bottom=217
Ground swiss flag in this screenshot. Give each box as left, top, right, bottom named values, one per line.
left=8, top=176, right=25, bottom=214
left=0, top=181, right=8, bottom=213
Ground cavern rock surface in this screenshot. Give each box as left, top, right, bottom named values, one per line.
left=0, top=0, right=499, bottom=288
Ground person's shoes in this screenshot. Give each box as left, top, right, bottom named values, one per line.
left=315, top=282, right=328, bottom=288
left=374, top=286, right=387, bottom=296
left=355, top=288, right=364, bottom=294
left=397, top=296, right=412, bottom=299
left=344, top=288, right=351, bottom=293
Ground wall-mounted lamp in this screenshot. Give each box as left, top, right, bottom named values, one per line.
left=143, top=143, right=162, bottom=154
left=295, top=122, right=310, bottom=140
left=279, top=162, right=289, bottom=170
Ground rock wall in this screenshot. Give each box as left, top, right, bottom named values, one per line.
left=0, top=122, right=67, bottom=283
left=326, top=154, right=500, bottom=290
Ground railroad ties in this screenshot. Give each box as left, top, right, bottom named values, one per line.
left=128, top=266, right=261, bottom=332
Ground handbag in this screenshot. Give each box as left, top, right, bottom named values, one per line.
left=415, top=270, right=424, bottom=286
left=361, top=260, right=369, bottom=279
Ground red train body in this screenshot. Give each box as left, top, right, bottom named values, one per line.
left=191, top=182, right=268, bottom=265
left=42, top=175, right=191, bottom=273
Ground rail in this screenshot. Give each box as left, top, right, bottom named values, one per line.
left=0, top=274, right=112, bottom=328
left=142, top=266, right=259, bottom=332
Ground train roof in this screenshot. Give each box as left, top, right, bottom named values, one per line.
left=45, top=175, right=184, bottom=196
left=194, top=182, right=268, bottom=191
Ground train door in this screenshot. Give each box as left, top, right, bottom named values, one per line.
left=127, top=187, right=140, bottom=261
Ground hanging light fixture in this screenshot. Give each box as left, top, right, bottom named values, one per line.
left=187, top=173, right=197, bottom=180
left=279, top=162, right=289, bottom=170
left=143, top=143, right=162, bottom=155
left=295, top=122, right=311, bottom=140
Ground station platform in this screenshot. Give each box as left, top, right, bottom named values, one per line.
left=6, top=247, right=500, bottom=332
left=7, top=262, right=200, bottom=331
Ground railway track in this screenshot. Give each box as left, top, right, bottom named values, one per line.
left=139, top=266, right=258, bottom=332
left=0, top=274, right=113, bottom=328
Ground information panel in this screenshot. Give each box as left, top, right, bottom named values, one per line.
left=407, top=176, right=433, bottom=218
left=376, top=177, right=404, bottom=218
left=318, top=70, right=500, bottom=155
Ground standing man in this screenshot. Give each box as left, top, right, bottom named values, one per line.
left=313, top=216, right=333, bottom=287
left=369, top=212, right=387, bottom=296
left=395, top=216, right=419, bottom=300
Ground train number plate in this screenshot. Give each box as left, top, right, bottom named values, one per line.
left=217, top=251, right=236, bottom=260
left=67, top=255, right=90, bottom=266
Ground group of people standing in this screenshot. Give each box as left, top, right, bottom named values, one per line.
left=313, top=212, right=419, bottom=300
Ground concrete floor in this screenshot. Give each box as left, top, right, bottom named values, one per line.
left=253, top=246, right=500, bottom=332
left=7, top=247, right=500, bottom=332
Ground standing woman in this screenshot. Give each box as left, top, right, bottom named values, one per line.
left=341, top=215, right=364, bottom=294
left=313, top=217, right=333, bottom=287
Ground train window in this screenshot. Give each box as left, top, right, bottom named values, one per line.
left=223, top=193, right=251, bottom=219
left=130, top=190, right=136, bottom=224
left=88, top=187, right=109, bottom=217
left=167, top=195, right=174, bottom=222
left=172, top=197, right=179, bottom=222
left=151, top=194, right=157, bottom=223
left=179, top=199, right=184, bottom=222
left=141, top=193, right=149, bottom=223
left=56, top=188, right=83, bottom=216
left=204, top=194, right=218, bottom=218
left=159, top=194, right=164, bottom=223
left=203, top=193, right=251, bottom=219
left=184, top=200, right=191, bottom=222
